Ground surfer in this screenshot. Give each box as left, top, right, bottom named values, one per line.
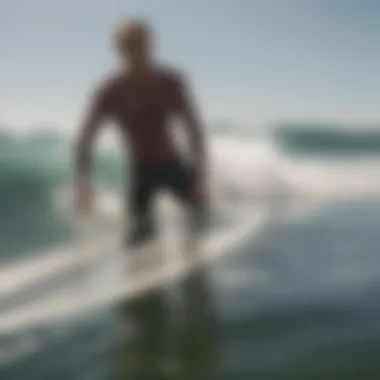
left=74, top=19, right=208, bottom=245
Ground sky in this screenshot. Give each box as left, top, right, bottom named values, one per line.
left=1, top=0, right=380, bottom=132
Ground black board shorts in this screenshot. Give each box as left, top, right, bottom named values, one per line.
left=127, top=157, right=196, bottom=245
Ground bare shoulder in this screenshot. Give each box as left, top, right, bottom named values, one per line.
left=156, top=66, right=187, bottom=87
left=94, top=72, right=123, bottom=97
left=88, top=72, right=125, bottom=111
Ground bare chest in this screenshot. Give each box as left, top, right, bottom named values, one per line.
left=113, top=79, right=175, bottom=123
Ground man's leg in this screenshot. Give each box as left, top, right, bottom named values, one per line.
left=166, top=160, right=206, bottom=227
left=124, top=164, right=170, bottom=276
left=163, top=160, right=207, bottom=260
left=126, top=172, right=157, bottom=247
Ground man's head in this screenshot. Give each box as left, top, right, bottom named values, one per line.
left=114, top=19, right=153, bottom=69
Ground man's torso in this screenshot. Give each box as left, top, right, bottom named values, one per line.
left=98, top=67, right=183, bottom=163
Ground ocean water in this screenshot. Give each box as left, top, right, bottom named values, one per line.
left=274, top=123, right=380, bottom=156
left=1, top=124, right=380, bottom=379
left=0, top=130, right=123, bottom=263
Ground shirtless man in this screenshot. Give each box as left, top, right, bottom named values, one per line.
left=74, top=19, right=208, bottom=246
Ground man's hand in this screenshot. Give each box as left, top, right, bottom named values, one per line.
left=74, top=180, right=94, bottom=215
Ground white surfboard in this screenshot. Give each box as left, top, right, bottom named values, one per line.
left=0, top=204, right=269, bottom=334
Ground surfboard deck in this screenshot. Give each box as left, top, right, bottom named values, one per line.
left=0, top=204, right=269, bottom=334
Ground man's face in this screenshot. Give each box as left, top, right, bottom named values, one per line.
left=119, top=30, right=153, bottom=66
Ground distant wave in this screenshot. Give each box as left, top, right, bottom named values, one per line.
left=0, top=131, right=122, bottom=262
left=274, top=123, right=380, bottom=155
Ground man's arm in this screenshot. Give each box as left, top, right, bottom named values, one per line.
left=75, top=106, right=102, bottom=183
left=74, top=84, right=110, bottom=211
left=174, top=74, right=207, bottom=183
left=75, top=82, right=112, bottom=182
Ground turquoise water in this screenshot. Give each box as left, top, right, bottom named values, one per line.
left=274, top=123, right=380, bottom=155
left=0, top=131, right=122, bottom=262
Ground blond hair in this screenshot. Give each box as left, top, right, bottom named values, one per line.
left=113, top=19, right=151, bottom=47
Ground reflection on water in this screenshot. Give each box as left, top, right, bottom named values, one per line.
left=110, top=269, right=218, bottom=380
